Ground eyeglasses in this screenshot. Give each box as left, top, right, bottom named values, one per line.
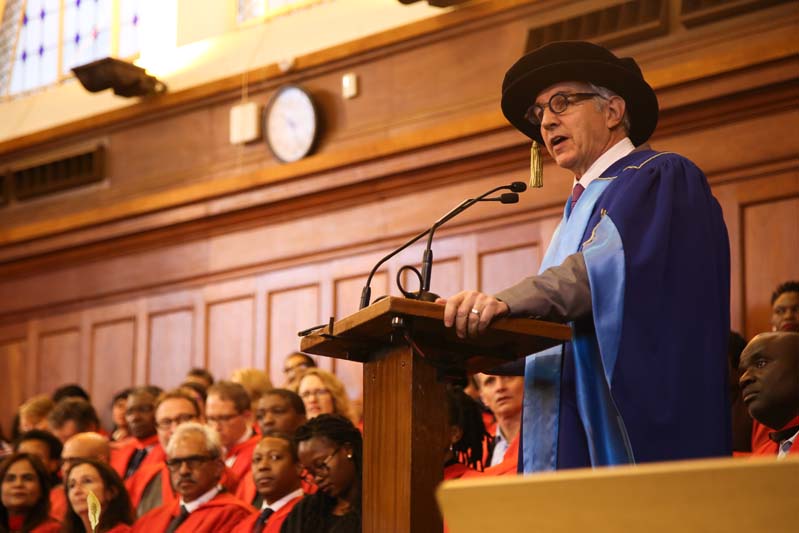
left=206, top=413, right=241, bottom=425
left=524, top=92, right=603, bottom=126
left=299, top=388, right=330, bottom=401
left=155, top=414, right=197, bottom=430
left=304, top=447, right=340, bottom=479
left=165, top=455, right=215, bottom=471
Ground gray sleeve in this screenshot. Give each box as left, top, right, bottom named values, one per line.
left=494, top=251, right=592, bottom=322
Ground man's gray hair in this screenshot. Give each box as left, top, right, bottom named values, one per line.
left=166, top=421, right=223, bottom=458
left=587, top=82, right=632, bottom=135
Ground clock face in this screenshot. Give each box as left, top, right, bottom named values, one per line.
left=264, top=85, right=318, bottom=163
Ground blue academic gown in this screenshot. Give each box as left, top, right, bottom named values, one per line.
left=518, top=149, right=731, bottom=472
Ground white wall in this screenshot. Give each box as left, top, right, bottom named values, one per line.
left=0, top=0, right=447, bottom=144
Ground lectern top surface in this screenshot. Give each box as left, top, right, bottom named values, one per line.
left=299, top=296, right=571, bottom=370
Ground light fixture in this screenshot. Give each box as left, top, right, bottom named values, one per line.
left=72, top=57, right=167, bottom=98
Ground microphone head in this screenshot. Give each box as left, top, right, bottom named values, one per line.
left=499, top=193, right=519, bottom=204
left=509, top=181, right=527, bottom=192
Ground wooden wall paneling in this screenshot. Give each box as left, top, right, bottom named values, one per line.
left=205, top=292, right=256, bottom=384
left=36, top=312, right=83, bottom=397
left=0, top=323, right=27, bottom=436
left=743, top=196, right=799, bottom=339
left=266, top=284, right=322, bottom=388
left=87, top=302, right=138, bottom=428
left=146, top=291, right=196, bottom=390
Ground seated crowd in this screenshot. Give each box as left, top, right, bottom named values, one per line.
left=1, top=281, right=797, bottom=532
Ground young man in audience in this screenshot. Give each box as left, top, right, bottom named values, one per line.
left=52, top=384, right=91, bottom=404
left=110, top=387, right=163, bottom=480
left=47, top=398, right=100, bottom=443
left=127, top=389, right=202, bottom=516
left=255, top=390, right=307, bottom=436
left=206, top=381, right=260, bottom=487
left=17, top=395, right=54, bottom=433
left=231, top=433, right=304, bottom=532
left=133, top=423, right=252, bottom=533
left=238, top=390, right=309, bottom=505
left=771, top=281, right=799, bottom=333
left=475, top=373, right=523, bottom=467
left=14, top=429, right=65, bottom=519
left=739, top=332, right=799, bottom=457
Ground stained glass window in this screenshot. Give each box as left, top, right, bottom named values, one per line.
left=1, top=0, right=143, bottom=98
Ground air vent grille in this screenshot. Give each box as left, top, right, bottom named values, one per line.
left=11, top=145, right=105, bottom=201
left=526, top=0, right=668, bottom=52
left=680, top=0, right=787, bottom=27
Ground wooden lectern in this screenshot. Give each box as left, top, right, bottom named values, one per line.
left=300, top=297, right=571, bottom=533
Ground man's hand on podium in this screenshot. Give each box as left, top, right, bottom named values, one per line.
left=437, top=291, right=510, bottom=339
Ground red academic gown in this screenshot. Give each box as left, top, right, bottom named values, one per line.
left=127, top=461, right=241, bottom=513
left=49, top=485, right=67, bottom=520
left=443, top=462, right=474, bottom=480
left=132, top=493, right=253, bottom=533
left=110, top=435, right=163, bottom=479
left=229, top=495, right=302, bottom=533
left=463, top=434, right=519, bottom=478
left=225, top=435, right=261, bottom=489
left=7, top=516, right=62, bottom=533
left=751, top=414, right=799, bottom=455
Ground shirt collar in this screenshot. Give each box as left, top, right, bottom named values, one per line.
left=181, top=484, right=221, bottom=513
left=778, top=428, right=799, bottom=459
left=573, top=137, right=635, bottom=190
left=261, top=488, right=303, bottom=512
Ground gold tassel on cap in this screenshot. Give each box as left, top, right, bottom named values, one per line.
left=530, top=141, right=543, bottom=188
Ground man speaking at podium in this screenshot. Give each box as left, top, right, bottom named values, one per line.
left=439, top=41, right=731, bottom=472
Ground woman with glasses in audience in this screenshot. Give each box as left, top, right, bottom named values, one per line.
left=282, top=415, right=361, bottom=533
left=0, top=452, right=60, bottom=532
left=296, top=370, right=357, bottom=426
left=63, top=458, right=133, bottom=533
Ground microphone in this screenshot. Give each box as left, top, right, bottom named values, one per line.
left=358, top=182, right=525, bottom=309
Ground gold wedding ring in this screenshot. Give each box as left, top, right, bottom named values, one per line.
left=470, top=308, right=481, bottom=316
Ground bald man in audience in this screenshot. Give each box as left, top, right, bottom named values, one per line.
left=133, top=423, right=253, bottom=533
left=231, top=433, right=304, bottom=532
left=59, top=432, right=111, bottom=519
left=739, top=332, right=799, bottom=457
left=206, top=381, right=260, bottom=488
left=110, top=387, right=163, bottom=480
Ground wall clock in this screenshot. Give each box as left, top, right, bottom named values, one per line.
left=263, top=84, right=319, bottom=163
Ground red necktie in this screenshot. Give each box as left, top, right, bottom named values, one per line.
left=570, top=182, right=585, bottom=210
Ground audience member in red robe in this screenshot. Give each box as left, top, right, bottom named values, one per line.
left=238, top=390, right=313, bottom=506
left=127, top=389, right=201, bottom=516
left=110, top=388, right=133, bottom=443
left=133, top=423, right=252, bottom=533
left=231, top=433, right=304, bottom=533
left=110, top=388, right=163, bottom=480
left=61, top=432, right=112, bottom=479
left=46, top=399, right=100, bottom=444
left=465, top=434, right=520, bottom=477
left=281, top=415, right=361, bottom=533
left=62, top=458, right=134, bottom=533
left=739, top=332, right=799, bottom=457
left=0, top=452, right=61, bottom=532
left=206, top=382, right=261, bottom=488
left=443, top=387, right=491, bottom=480
left=13, top=429, right=65, bottom=520
left=475, top=373, right=523, bottom=467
